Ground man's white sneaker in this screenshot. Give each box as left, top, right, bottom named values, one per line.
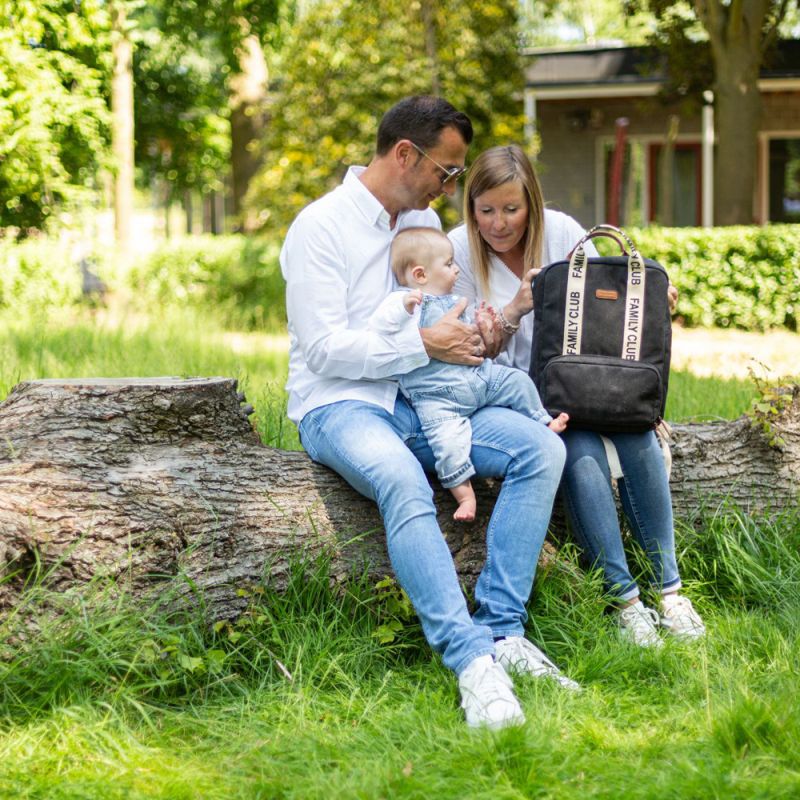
left=618, top=600, right=663, bottom=648
left=458, top=655, right=525, bottom=730
left=494, top=636, right=581, bottom=691
left=659, top=594, right=706, bottom=639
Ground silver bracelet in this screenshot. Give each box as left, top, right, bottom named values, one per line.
left=497, top=309, right=520, bottom=335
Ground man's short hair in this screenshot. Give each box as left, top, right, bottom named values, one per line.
left=376, top=96, right=473, bottom=156
left=390, top=226, right=450, bottom=286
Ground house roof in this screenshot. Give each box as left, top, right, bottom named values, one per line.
left=525, top=39, right=800, bottom=96
left=525, top=45, right=662, bottom=88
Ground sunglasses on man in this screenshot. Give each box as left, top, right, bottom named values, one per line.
left=410, top=141, right=468, bottom=185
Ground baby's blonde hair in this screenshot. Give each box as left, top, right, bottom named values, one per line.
left=390, top=226, right=450, bottom=286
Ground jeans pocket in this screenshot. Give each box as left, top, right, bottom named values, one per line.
left=410, top=386, right=464, bottom=425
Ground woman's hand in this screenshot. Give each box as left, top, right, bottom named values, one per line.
left=668, top=284, right=678, bottom=314
left=506, top=267, right=540, bottom=322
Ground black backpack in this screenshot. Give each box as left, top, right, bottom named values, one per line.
left=529, top=225, right=671, bottom=433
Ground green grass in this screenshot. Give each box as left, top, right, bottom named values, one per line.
left=1, top=306, right=796, bottom=798
left=665, top=369, right=759, bottom=423
left=2, top=513, right=799, bottom=799
left=0, top=306, right=300, bottom=450
left=0, top=307, right=759, bottom=429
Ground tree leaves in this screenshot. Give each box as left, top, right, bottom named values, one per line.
left=0, top=0, right=110, bottom=231
left=245, top=0, right=525, bottom=235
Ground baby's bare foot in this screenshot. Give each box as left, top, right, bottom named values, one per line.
left=453, top=499, right=477, bottom=522
left=548, top=412, right=569, bottom=434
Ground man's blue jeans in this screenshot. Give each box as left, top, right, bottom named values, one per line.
left=561, top=429, right=681, bottom=602
left=299, top=394, right=566, bottom=676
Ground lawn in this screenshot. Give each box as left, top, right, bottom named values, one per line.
left=1, top=307, right=797, bottom=799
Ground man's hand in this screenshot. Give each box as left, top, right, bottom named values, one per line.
left=420, top=297, right=485, bottom=365
left=403, top=289, right=423, bottom=315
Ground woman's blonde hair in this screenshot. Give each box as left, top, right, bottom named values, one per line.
left=463, top=145, right=545, bottom=297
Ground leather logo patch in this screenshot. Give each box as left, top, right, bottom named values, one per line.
left=596, top=289, right=619, bottom=300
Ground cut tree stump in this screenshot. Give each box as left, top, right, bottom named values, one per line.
left=1, top=378, right=798, bottom=619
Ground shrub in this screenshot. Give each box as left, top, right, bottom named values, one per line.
left=630, top=225, right=800, bottom=331
left=0, top=237, right=84, bottom=310
left=127, top=235, right=285, bottom=331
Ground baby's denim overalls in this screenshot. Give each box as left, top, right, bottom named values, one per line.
left=400, top=293, right=552, bottom=487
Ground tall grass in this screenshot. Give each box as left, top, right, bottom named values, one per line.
left=0, top=306, right=300, bottom=450
left=665, top=369, right=758, bottom=423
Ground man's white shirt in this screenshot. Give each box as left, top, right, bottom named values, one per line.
left=280, top=166, right=437, bottom=424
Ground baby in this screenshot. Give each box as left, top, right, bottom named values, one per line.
left=370, top=226, right=568, bottom=521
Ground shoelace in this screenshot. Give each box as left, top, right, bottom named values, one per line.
left=502, top=639, right=581, bottom=689
left=511, top=640, right=558, bottom=677
left=663, top=597, right=703, bottom=628
left=622, top=605, right=660, bottom=636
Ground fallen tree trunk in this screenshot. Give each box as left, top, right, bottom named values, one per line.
left=1, top=379, right=798, bottom=619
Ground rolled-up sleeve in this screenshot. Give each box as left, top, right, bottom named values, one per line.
left=282, top=216, right=429, bottom=381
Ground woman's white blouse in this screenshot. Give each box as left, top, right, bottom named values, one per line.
left=449, top=208, right=595, bottom=372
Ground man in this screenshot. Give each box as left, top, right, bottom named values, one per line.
left=280, top=95, right=578, bottom=730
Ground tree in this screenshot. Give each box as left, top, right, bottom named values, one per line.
left=520, top=0, right=655, bottom=46
left=111, top=0, right=134, bottom=253
left=1, top=378, right=798, bottom=619
left=154, top=0, right=285, bottom=231
left=694, top=0, right=793, bottom=224
left=245, top=0, right=524, bottom=234
left=641, top=0, right=798, bottom=224
left=0, top=0, right=109, bottom=233
left=131, top=21, right=230, bottom=225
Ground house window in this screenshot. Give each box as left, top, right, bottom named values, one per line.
left=600, top=138, right=705, bottom=227
left=768, top=138, right=800, bottom=223
left=648, top=143, right=701, bottom=226
left=602, top=140, right=647, bottom=227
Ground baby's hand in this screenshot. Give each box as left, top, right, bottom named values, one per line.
left=474, top=301, right=493, bottom=323
left=403, top=290, right=423, bottom=314
left=475, top=302, right=503, bottom=358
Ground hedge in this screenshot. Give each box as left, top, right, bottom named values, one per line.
left=0, top=237, right=83, bottom=311
left=127, top=235, right=285, bottom=331
left=627, top=225, right=799, bottom=331
left=3, top=226, right=798, bottom=332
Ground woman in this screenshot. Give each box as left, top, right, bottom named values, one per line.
left=449, top=145, right=705, bottom=647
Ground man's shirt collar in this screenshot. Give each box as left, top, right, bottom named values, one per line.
left=343, top=166, right=393, bottom=230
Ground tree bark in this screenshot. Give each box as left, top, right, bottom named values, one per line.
left=229, top=30, right=268, bottom=232
left=111, top=1, right=135, bottom=256
left=693, top=0, right=770, bottom=225
left=419, top=0, right=441, bottom=96
left=1, top=379, right=798, bottom=620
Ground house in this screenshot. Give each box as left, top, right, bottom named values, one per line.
left=524, top=40, right=800, bottom=227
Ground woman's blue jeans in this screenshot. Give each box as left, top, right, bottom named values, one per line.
left=561, top=429, right=681, bottom=602
left=299, top=394, right=566, bottom=676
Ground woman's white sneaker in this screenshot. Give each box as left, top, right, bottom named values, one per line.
left=618, top=600, right=663, bottom=647
left=458, top=655, right=525, bottom=730
left=659, top=594, right=706, bottom=639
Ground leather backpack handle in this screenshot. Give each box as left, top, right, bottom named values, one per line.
left=568, top=224, right=639, bottom=259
